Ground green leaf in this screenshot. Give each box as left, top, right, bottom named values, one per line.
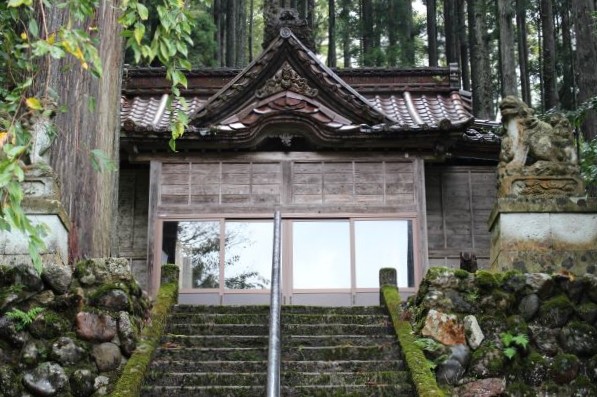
left=28, top=19, right=39, bottom=37
left=133, top=22, right=145, bottom=45
left=512, top=334, right=529, bottom=348
left=136, top=3, right=149, bottom=20
left=8, top=0, right=31, bottom=7
left=25, top=97, right=43, bottom=110
left=503, top=347, right=517, bottom=360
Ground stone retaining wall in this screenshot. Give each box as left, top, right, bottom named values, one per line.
left=0, top=258, right=151, bottom=397
left=408, top=267, right=597, bottom=396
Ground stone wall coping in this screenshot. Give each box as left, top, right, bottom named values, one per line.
left=488, top=196, right=597, bottom=228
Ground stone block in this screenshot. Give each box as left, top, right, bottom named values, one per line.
left=489, top=197, right=597, bottom=274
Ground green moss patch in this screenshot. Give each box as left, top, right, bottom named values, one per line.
left=109, top=281, right=178, bottom=397
left=381, top=285, right=445, bottom=397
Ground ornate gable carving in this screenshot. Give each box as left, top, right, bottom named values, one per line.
left=256, top=62, right=318, bottom=99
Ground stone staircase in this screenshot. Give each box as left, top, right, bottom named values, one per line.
left=141, top=305, right=415, bottom=396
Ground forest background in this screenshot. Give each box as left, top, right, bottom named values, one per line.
left=1, top=0, right=596, bottom=263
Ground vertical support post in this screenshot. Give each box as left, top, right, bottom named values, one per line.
left=267, top=210, right=282, bottom=397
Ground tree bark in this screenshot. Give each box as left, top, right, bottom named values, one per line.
left=468, top=0, right=493, bottom=119
left=497, top=0, right=518, bottom=97
left=427, top=0, right=438, bottom=66
left=572, top=0, right=597, bottom=140
left=340, top=0, right=351, bottom=67
left=398, top=0, right=415, bottom=65
left=35, top=1, right=122, bottom=259
left=328, top=0, right=337, bottom=67
left=444, top=0, right=459, bottom=64
left=225, top=0, right=237, bottom=67
left=516, top=0, right=531, bottom=105
left=458, top=0, right=470, bottom=90
left=540, top=0, right=559, bottom=109
left=361, top=0, right=374, bottom=66
left=559, top=0, right=575, bottom=110
left=248, top=0, right=254, bottom=62
left=236, top=0, right=247, bottom=67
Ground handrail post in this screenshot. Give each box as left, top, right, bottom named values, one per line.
left=266, top=210, right=282, bottom=397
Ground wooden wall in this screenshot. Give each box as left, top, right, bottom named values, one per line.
left=118, top=168, right=150, bottom=288
left=425, top=165, right=497, bottom=269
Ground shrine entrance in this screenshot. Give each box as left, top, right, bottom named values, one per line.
left=148, top=152, right=426, bottom=305
left=161, top=217, right=415, bottom=306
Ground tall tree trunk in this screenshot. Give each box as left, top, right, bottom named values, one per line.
left=236, top=0, right=247, bottom=67
left=398, top=0, right=415, bottom=65
left=540, top=0, right=559, bottom=109
left=340, top=0, right=351, bottom=67
left=468, top=0, right=493, bottom=119
left=225, top=0, right=237, bottom=67
left=214, top=0, right=224, bottom=66
left=361, top=0, right=374, bottom=66
left=497, top=0, right=518, bottom=96
left=516, top=0, right=531, bottom=105
left=427, top=0, right=438, bottom=66
left=34, top=1, right=122, bottom=259
left=328, top=0, right=337, bottom=67
left=458, top=0, right=470, bottom=90
left=559, top=0, right=575, bottom=109
left=572, top=0, right=597, bottom=140
left=248, top=0, right=254, bottom=62
left=387, top=0, right=398, bottom=66
left=444, top=0, right=459, bottom=64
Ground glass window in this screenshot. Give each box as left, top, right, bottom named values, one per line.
left=354, top=220, right=411, bottom=288
left=176, top=221, right=221, bottom=289
left=292, top=221, right=351, bottom=289
left=224, top=221, right=273, bottom=289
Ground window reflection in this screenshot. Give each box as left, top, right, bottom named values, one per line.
left=355, top=220, right=411, bottom=288
left=224, top=222, right=272, bottom=289
left=293, top=221, right=351, bottom=289
left=176, top=221, right=221, bottom=289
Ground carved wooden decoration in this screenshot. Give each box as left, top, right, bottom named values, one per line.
left=256, top=62, right=318, bottom=99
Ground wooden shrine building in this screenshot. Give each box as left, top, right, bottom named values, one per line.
left=118, top=22, right=500, bottom=305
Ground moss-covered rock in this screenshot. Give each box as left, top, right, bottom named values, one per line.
left=29, top=310, right=71, bottom=339
left=576, top=302, right=597, bottom=323
left=469, top=344, right=505, bottom=378
left=550, top=353, right=580, bottom=384
left=520, top=351, right=548, bottom=386
left=501, top=270, right=526, bottom=294
left=537, top=294, right=574, bottom=328
left=570, top=375, right=597, bottom=396
left=504, top=381, right=536, bottom=397
left=506, top=315, right=528, bottom=335
left=559, top=321, right=597, bottom=357
left=474, top=270, right=499, bottom=291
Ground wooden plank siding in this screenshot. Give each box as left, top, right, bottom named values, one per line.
left=425, top=165, right=497, bottom=269
left=153, top=156, right=418, bottom=213
left=117, top=167, right=150, bottom=287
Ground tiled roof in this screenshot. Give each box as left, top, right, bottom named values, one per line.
left=120, top=29, right=499, bottom=156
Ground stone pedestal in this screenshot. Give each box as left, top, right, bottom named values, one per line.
left=0, top=167, right=70, bottom=267
left=488, top=196, right=597, bottom=274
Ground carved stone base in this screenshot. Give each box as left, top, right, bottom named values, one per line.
left=489, top=197, right=597, bottom=274
left=0, top=167, right=70, bottom=267
left=498, top=175, right=584, bottom=197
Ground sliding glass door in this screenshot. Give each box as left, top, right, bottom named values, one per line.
left=162, top=216, right=415, bottom=305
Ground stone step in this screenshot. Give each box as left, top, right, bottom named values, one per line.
left=145, top=370, right=411, bottom=387
left=166, top=322, right=394, bottom=336
left=148, top=359, right=406, bottom=374
left=141, top=384, right=413, bottom=397
left=153, top=343, right=401, bottom=362
left=171, top=304, right=386, bottom=315
left=161, top=334, right=396, bottom=348
left=168, top=312, right=389, bottom=325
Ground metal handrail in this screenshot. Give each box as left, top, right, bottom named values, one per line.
left=266, top=210, right=282, bottom=397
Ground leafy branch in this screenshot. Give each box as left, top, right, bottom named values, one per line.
left=119, top=0, right=194, bottom=151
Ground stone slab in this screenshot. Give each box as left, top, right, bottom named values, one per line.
left=0, top=215, right=68, bottom=267
left=490, top=209, right=597, bottom=274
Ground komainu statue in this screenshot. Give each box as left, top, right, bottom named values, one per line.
left=497, top=96, right=583, bottom=197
